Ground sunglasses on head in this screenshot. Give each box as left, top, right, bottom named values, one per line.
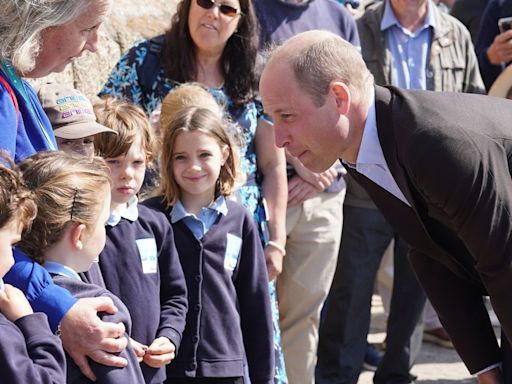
left=196, top=0, right=243, bottom=17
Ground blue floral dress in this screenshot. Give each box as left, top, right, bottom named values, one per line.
left=100, top=39, right=287, bottom=384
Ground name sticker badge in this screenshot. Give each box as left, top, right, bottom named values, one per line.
left=136, top=238, right=158, bottom=274
left=224, top=233, right=242, bottom=273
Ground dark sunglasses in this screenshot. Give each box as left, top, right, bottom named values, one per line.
left=196, top=0, right=243, bottom=17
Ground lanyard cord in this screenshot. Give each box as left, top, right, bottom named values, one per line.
left=1, top=61, right=56, bottom=150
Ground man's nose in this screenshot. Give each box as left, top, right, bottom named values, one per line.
left=274, top=124, right=290, bottom=149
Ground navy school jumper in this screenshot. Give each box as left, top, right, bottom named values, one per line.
left=143, top=196, right=274, bottom=384
left=98, top=203, right=188, bottom=384
left=51, top=275, right=145, bottom=383
left=0, top=310, right=65, bottom=383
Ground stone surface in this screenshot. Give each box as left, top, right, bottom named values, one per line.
left=30, top=0, right=178, bottom=100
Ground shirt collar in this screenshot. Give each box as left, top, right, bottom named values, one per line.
left=170, top=195, right=228, bottom=224
left=107, top=196, right=139, bottom=227
left=355, top=89, right=387, bottom=167
left=381, top=0, right=436, bottom=32
left=43, top=261, right=82, bottom=281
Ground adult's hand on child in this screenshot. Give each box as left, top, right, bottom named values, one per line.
left=143, top=337, right=175, bottom=368
left=0, top=284, right=33, bottom=322
left=59, top=297, right=128, bottom=381
left=130, top=337, right=148, bottom=363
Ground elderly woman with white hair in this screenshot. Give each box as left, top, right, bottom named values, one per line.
left=0, top=0, right=133, bottom=381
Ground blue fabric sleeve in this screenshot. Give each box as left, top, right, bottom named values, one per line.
left=0, top=80, right=18, bottom=157
left=4, top=249, right=77, bottom=332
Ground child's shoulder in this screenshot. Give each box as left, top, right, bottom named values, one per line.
left=52, top=276, right=132, bottom=328
left=225, top=199, right=254, bottom=221
left=138, top=201, right=171, bottom=222
left=140, top=195, right=170, bottom=214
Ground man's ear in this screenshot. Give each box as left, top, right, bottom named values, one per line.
left=330, top=81, right=351, bottom=115
left=70, top=223, right=87, bottom=251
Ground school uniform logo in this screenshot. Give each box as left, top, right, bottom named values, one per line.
left=224, top=233, right=242, bottom=274
left=136, top=238, right=158, bottom=274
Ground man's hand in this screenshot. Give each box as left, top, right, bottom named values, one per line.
left=477, top=367, right=503, bottom=384
left=265, top=245, right=284, bottom=281
left=487, top=30, right=512, bottom=65
left=143, top=337, right=175, bottom=368
left=59, top=297, right=128, bottom=381
left=0, top=284, right=33, bottom=322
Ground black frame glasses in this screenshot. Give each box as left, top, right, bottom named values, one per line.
left=196, top=0, right=243, bottom=17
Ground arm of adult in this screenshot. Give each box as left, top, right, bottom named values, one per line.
left=475, top=0, right=510, bottom=90
left=286, top=151, right=338, bottom=205
left=408, top=116, right=512, bottom=370
left=0, top=76, right=18, bottom=156
left=255, top=119, right=288, bottom=281
left=5, top=249, right=76, bottom=332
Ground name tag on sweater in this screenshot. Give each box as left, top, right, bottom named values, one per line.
left=136, top=238, right=158, bottom=274
left=224, top=233, right=242, bottom=273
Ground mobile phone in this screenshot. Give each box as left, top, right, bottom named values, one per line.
left=499, top=16, right=512, bottom=33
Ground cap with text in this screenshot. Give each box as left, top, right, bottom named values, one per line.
left=37, top=83, right=116, bottom=139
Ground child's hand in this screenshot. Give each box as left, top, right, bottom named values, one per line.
left=0, top=284, right=33, bottom=322
left=129, top=337, right=149, bottom=363
left=143, top=337, right=175, bottom=368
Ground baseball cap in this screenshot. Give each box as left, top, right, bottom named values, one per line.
left=37, top=83, right=116, bottom=139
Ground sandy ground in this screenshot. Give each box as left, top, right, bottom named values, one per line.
left=357, top=295, right=479, bottom=384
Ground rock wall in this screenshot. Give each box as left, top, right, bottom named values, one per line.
left=30, top=0, right=178, bottom=100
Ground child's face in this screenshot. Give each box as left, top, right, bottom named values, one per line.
left=172, top=130, right=229, bottom=204
left=79, top=186, right=111, bottom=271
left=56, top=136, right=95, bottom=158
left=105, top=138, right=146, bottom=206
left=0, top=218, right=22, bottom=277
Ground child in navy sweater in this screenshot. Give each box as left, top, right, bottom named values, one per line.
left=0, top=154, right=66, bottom=384
left=93, top=97, right=188, bottom=384
left=144, top=106, right=274, bottom=384
left=17, top=151, right=144, bottom=383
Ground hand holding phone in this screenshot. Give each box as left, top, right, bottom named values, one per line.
left=487, top=17, right=512, bottom=65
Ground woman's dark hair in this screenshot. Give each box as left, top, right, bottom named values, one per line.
left=161, top=0, right=259, bottom=104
